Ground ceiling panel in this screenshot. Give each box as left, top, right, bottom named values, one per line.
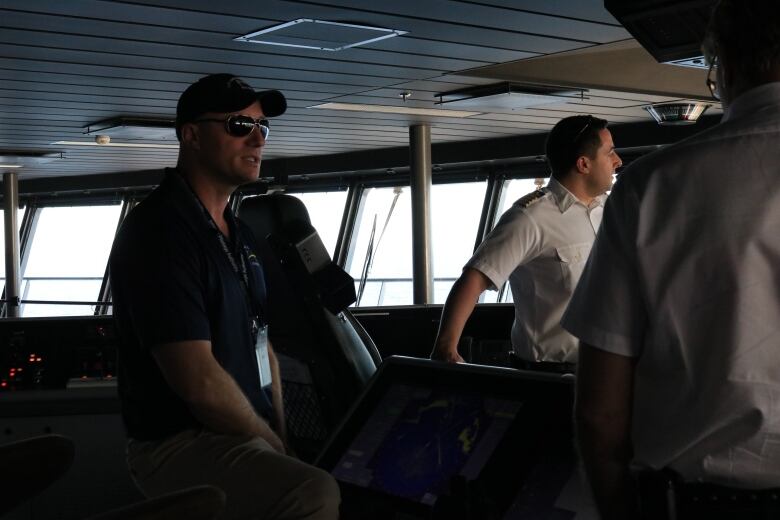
left=0, top=0, right=715, bottom=180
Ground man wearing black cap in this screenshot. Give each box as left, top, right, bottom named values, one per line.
left=109, top=74, right=340, bottom=519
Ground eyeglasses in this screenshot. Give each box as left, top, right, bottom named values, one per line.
left=706, top=56, right=720, bottom=101
left=195, top=115, right=270, bottom=139
left=572, top=115, right=594, bottom=144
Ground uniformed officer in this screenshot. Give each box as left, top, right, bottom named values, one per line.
left=430, top=115, right=622, bottom=371
left=563, top=2, right=780, bottom=518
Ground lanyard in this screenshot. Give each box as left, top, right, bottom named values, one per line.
left=198, top=202, right=264, bottom=335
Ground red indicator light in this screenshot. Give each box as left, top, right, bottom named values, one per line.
left=36, top=357, right=42, bottom=362
left=81, top=375, right=87, bottom=379
left=0, top=381, right=7, bottom=388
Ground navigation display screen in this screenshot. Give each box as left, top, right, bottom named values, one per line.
left=331, top=383, right=522, bottom=505
left=316, top=357, right=579, bottom=519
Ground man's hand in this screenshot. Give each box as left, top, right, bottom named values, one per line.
left=430, top=343, right=465, bottom=363
left=431, top=268, right=491, bottom=364
left=263, top=429, right=286, bottom=455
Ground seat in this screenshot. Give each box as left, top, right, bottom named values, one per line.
left=84, top=486, right=225, bottom=520
left=0, top=434, right=225, bottom=520
left=0, top=434, right=75, bottom=517
left=238, top=193, right=381, bottom=462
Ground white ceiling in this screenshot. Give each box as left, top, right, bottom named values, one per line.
left=0, top=0, right=720, bottom=181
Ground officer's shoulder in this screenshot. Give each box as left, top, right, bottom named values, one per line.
left=515, top=188, right=549, bottom=209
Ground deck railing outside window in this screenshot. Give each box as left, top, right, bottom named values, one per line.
left=20, top=205, right=122, bottom=317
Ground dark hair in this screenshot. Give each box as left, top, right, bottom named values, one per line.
left=545, top=115, right=609, bottom=180
left=703, top=0, right=780, bottom=85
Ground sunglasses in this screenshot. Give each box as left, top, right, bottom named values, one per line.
left=572, top=115, right=594, bottom=144
left=195, top=115, right=270, bottom=139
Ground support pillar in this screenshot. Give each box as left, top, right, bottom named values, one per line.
left=3, top=172, right=21, bottom=317
left=409, top=125, right=433, bottom=304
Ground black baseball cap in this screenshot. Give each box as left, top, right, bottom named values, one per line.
left=175, top=73, right=287, bottom=139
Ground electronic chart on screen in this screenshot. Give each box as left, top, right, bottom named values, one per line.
left=316, top=357, right=598, bottom=520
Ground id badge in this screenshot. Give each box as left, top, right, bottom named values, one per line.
left=254, top=325, right=272, bottom=389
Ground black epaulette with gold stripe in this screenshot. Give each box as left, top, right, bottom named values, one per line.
left=517, top=188, right=547, bottom=208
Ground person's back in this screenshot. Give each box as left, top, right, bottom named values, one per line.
left=606, top=92, right=780, bottom=486
left=563, top=1, right=780, bottom=517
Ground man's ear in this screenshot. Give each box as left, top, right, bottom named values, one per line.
left=575, top=155, right=591, bottom=175
left=179, top=122, right=201, bottom=150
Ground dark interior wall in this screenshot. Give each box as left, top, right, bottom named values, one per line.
left=0, top=307, right=516, bottom=391
left=0, top=316, right=117, bottom=391
left=352, top=304, right=515, bottom=364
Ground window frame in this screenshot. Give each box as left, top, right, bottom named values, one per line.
left=0, top=159, right=557, bottom=317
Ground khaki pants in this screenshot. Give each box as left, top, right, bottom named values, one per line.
left=127, top=430, right=340, bottom=520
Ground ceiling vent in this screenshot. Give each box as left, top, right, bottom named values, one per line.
left=83, top=117, right=176, bottom=140
left=235, top=19, right=407, bottom=51
left=435, top=83, right=585, bottom=112
left=644, top=102, right=711, bottom=125
left=605, top=0, right=716, bottom=64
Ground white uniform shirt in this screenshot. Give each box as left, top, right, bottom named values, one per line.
left=563, top=83, right=780, bottom=488
left=467, top=177, right=605, bottom=362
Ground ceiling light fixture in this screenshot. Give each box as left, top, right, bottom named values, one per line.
left=53, top=141, right=179, bottom=149
left=235, top=19, right=407, bottom=51
left=83, top=117, right=176, bottom=140
left=644, top=102, right=711, bottom=125
left=436, top=82, right=585, bottom=112
left=310, top=102, right=480, bottom=118
left=0, top=150, right=61, bottom=165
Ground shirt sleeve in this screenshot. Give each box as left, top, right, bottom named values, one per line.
left=110, top=212, right=211, bottom=349
left=466, top=205, right=542, bottom=290
left=561, top=176, right=647, bottom=357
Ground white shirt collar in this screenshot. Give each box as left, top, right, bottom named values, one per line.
left=546, top=177, right=606, bottom=213
left=723, top=82, right=780, bottom=122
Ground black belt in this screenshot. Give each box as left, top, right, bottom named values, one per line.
left=508, top=352, right=576, bottom=374
left=637, top=469, right=780, bottom=519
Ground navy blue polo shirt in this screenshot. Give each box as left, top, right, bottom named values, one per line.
left=110, top=169, right=273, bottom=441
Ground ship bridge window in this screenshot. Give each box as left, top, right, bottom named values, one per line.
left=432, top=181, right=489, bottom=303
left=20, top=204, right=122, bottom=317
left=348, top=180, right=487, bottom=306
left=288, top=190, right=348, bottom=258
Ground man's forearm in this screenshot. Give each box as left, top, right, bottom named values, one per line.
left=186, top=365, right=285, bottom=452
left=577, top=414, right=635, bottom=519
left=432, top=269, right=490, bottom=360
left=575, top=343, right=637, bottom=520
left=153, top=340, right=285, bottom=452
